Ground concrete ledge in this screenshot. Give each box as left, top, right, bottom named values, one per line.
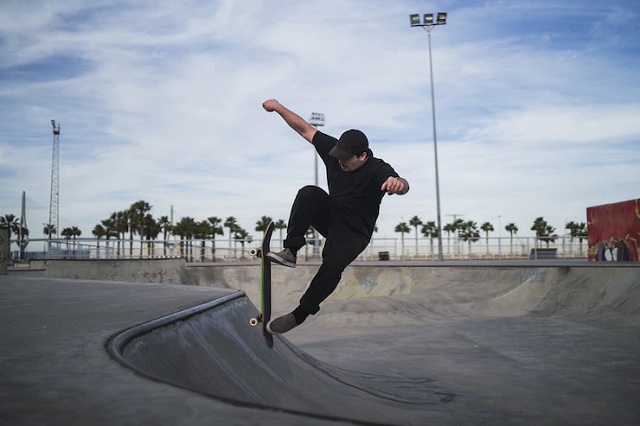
left=8, top=258, right=190, bottom=284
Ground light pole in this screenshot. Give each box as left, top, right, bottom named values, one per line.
left=410, top=12, right=446, bottom=261
left=309, top=112, right=325, bottom=259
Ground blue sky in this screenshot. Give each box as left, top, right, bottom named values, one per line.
left=1, top=0, right=638, bottom=241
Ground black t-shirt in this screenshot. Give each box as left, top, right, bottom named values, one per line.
left=313, top=131, right=399, bottom=239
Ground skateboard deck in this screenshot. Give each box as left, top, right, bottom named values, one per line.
left=249, top=221, right=275, bottom=348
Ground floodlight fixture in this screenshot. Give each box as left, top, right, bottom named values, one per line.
left=423, top=13, right=434, bottom=25
left=409, top=12, right=447, bottom=28
left=309, top=112, right=325, bottom=127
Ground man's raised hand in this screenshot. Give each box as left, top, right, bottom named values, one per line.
left=262, top=99, right=280, bottom=112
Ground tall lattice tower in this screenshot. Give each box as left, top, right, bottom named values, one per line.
left=49, top=120, right=60, bottom=237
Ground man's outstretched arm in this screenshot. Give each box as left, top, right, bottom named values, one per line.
left=262, top=99, right=317, bottom=143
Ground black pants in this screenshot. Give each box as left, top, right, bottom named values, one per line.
left=283, top=186, right=369, bottom=315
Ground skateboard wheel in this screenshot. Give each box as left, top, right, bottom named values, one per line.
left=249, top=313, right=263, bottom=326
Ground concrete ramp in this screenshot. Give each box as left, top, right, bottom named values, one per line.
left=4, top=264, right=640, bottom=425
left=108, top=291, right=452, bottom=425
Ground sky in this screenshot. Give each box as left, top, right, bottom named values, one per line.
left=1, top=0, right=639, bottom=242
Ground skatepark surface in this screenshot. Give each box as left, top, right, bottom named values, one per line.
left=2, top=260, right=640, bottom=425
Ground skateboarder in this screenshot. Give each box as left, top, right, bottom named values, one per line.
left=262, top=99, right=410, bottom=334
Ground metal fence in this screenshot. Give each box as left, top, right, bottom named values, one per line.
left=364, top=236, right=589, bottom=261
left=8, top=235, right=589, bottom=264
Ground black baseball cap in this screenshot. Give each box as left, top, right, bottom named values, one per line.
left=328, top=129, right=369, bottom=160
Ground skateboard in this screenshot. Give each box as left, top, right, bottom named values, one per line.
left=249, top=220, right=275, bottom=348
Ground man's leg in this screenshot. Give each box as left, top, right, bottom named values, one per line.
left=283, top=185, right=331, bottom=250
left=298, top=225, right=368, bottom=317
left=268, top=226, right=367, bottom=335
left=268, top=186, right=331, bottom=267
left=267, top=216, right=369, bottom=334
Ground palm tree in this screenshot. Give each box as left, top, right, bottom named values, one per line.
left=395, top=221, right=411, bottom=260
left=421, top=221, right=439, bottom=258
left=274, top=219, right=287, bottom=249
left=174, top=217, right=197, bottom=261
left=565, top=221, right=587, bottom=256
left=207, top=216, right=224, bottom=261
left=409, top=216, right=423, bottom=256
left=505, top=223, right=518, bottom=255
left=60, top=227, right=73, bottom=252
left=98, top=217, right=117, bottom=259
left=91, top=224, right=107, bottom=240
left=129, top=200, right=152, bottom=256
left=110, top=211, right=129, bottom=257
left=233, top=227, right=253, bottom=259
left=459, top=221, right=480, bottom=258
left=256, top=216, right=273, bottom=233
left=157, top=215, right=173, bottom=256
left=453, top=218, right=465, bottom=233
left=480, top=222, right=494, bottom=255
left=576, top=222, right=587, bottom=256
left=446, top=218, right=464, bottom=256
left=195, top=220, right=211, bottom=262
left=43, top=223, right=56, bottom=240
left=142, top=214, right=160, bottom=257
left=531, top=217, right=556, bottom=248
left=443, top=222, right=456, bottom=255
left=224, top=216, right=238, bottom=254
left=92, top=224, right=106, bottom=257
left=70, top=226, right=82, bottom=252
left=0, top=214, right=18, bottom=247
left=41, top=223, right=57, bottom=256
left=255, top=215, right=274, bottom=257
left=172, top=221, right=185, bottom=258
left=185, top=216, right=198, bottom=261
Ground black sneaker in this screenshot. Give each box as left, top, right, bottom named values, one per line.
left=266, top=248, right=297, bottom=268
left=266, top=313, right=299, bottom=335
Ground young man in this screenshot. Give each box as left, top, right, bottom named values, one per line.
left=262, top=99, right=410, bottom=334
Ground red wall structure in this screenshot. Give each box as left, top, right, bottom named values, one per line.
left=587, top=198, right=640, bottom=262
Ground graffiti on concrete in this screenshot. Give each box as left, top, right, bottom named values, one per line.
left=110, top=268, right=168, bottom=283
left=594, top=239, right=633, bottom=261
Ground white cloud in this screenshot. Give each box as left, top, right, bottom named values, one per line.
left=1, top=0, right=638, bottom=244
